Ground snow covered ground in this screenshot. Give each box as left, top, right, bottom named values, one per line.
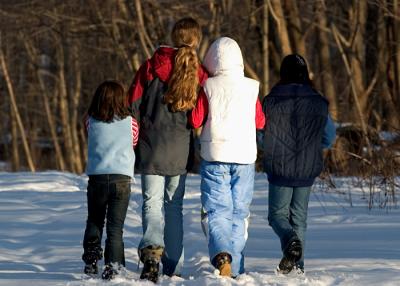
left=0, top=171, right=399, bottom=286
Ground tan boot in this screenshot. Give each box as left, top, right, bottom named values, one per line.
left=213, top=252, right=232, bottom=277
left=218, top=262, right=232, bottom=277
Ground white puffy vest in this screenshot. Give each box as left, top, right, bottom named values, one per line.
left=200, top=74, right=259, bottom=164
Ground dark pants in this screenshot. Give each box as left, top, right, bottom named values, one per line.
left=83, top=174, right=131, bottom=266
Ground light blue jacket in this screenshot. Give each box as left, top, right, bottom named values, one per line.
left=86, top=116, right=135, bottom=178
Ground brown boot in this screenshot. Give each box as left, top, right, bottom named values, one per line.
left=212, top=252, right=232, bottom=277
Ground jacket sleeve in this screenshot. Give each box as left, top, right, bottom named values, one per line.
left=256, top=96, right=269, bottom=151
left=132, top=117, right=139, bottom=148
left=322, top=114, right=336, bottom=149
left=198, top=65, right=209, bottom=86
left=255, top=98, right=265, bottom=129
left=188, top=88, right=208, bottom=128
left=128, top=60, right=152, bottom=120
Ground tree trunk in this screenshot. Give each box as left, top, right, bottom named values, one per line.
left=10, top=109, right=20, bottom=171
left=269, top=40, right=282, bottom=78
left=261, top=0, right=269, bottom=96
left=199, top=0, right=219, bottom=59
left=0, top=48, right=36, bottom=172
left=331, top=23, right=372, bottom=155
left=39, top=75, right=67, bottom=171
left=284, top=0, right=306, bottom=56
left=244, top=60, right=260, bottom=81
left=392, top=0, right=400, bottom=112
left=23, top=39, right=66, bottom=171
left=90, top=0, right=135, bottom=72
left=134, top=0, right=154, bottom=58
left=70, top=41, right=83, bottom=173
left=269, top=0, right=292, bottom=56
left=116, top=0, right=136, bottom=72
left=57, top=40, right=76, bottom=172
left=349, top=0, right=368, bottom=112
left=377, top=1, right=399, bottom=129
left=316, top=0, right=338, bottom=120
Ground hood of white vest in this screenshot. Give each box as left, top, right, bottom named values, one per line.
left=203, top=37, right=244, bottom=77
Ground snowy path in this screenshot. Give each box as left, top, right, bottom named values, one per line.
left=0, top=172, right=399, bottom=285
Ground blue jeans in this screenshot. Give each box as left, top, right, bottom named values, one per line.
left=200, top=161, right=255, bottom=277
left=268, top=183, right=311, bottom=269
left=139, top=174, right=186, bottom=275
left=83, top=174, right=131, bottom=266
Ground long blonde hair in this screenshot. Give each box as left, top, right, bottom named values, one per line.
left=164, top=17, right=202, bottom=112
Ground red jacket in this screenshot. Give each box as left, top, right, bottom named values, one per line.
left=128, top=46, right=208, bottom=105
left=127, top=46, right=208, bottom=175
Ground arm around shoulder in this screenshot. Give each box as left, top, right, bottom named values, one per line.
left=188, top=88, right=208, bottom=128
left=255, top=98, right=265, bottom=130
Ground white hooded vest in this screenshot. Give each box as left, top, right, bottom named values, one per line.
left=200, top=37, right=259, bottom=164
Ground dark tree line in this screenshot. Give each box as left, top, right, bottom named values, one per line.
left=0, top=0, right=399, bottom=176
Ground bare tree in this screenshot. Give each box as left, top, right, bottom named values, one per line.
left=23, top=38, right=66, bottom=171
left=261, top=0, right=269, bottom=96
left=315, top=0, right=338, bottom=119
left=269, top=0, right=292, bottom=56
left=284, top=0, right=306, bottom=56
left=0, top=46, right=36, bottom=172
left=0, top=0, right=398, bottom=174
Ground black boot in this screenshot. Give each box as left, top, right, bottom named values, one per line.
left=139, top=245, right=163, bottom=283
left=277, top=237, right=302, bottom=274
left=102, top=264, right=118, bottom=280
left=140, top=258, right=160, bottom=283
left=82, top=247, right=103, bottom=275
left=84, top=263, right=98, bottom=275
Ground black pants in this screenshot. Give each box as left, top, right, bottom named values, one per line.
left=83, top=174, right=131, bottom=266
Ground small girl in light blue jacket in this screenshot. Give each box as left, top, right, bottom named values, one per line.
left=82, top=80, right=138, bottom=280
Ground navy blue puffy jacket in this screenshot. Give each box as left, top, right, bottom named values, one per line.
left=262, top=83, right=329, bottom=187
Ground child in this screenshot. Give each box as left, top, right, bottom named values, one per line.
left=262, top=54, right=336, bottom=274
left=189, top=37, right=265, bottom=278
left=128, top=17, right=207, bottom=283
left=82, top=80, right=138, bottom=280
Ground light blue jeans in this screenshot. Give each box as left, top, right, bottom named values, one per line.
left=268, top=183, right=311, bottom=269
left=139, top=174, right=186, bottom=276
left=200, top=160, right=255, bottom=277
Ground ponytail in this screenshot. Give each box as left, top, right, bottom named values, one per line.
left=164, top=46, right=199, bottom=112
left=163, top=17, right=202, bottom=112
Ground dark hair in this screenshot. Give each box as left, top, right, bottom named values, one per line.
left=279, top=54, right=312, bottom=85
left=88, top=80, right=130, bottom=123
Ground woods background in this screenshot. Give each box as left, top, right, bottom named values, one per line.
left=0, top=0, right=399, bottom=178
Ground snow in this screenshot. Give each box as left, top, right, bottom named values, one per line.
left=0, top=172, right=399, bottom=286
left=0, top=161, right=9, bottom=172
